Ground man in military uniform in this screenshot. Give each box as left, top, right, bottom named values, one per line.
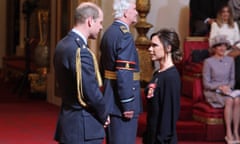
left=100, top=0, right=142, bottom=143
left=54, top=2, right=110, bottom=144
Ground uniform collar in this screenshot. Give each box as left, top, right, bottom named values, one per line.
left=71, top=28, right=87, bottom=45
left=115, top=20, right=130, bottom=31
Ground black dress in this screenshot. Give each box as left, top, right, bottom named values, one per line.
left=143, top=66, right=181, bottom=144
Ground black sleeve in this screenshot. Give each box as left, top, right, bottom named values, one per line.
left=156, top=73, right=181, bottom=142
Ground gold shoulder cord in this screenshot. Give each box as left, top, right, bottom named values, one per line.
left=87, top=49, right=103, bottom=87
left=76, top=48, right=87, bottom=107
left=76, top=48, right=103, bottom=107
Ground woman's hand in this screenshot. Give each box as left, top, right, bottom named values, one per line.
left=219, top=85, right=231, bottom=95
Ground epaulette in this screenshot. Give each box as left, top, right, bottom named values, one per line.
left=120, top=26, right=129, bottom=34
left=75, top=38, right=87, bottom=49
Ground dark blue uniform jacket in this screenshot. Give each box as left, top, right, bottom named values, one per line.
left=54, top=31, right=108, bottom=144
left=100, top=21, right=142, bottom=117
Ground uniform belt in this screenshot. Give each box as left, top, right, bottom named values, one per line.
left=104, top=70, right=140, bottom=80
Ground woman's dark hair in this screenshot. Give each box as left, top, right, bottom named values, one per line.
left=150, top=29, right=182, bottom=62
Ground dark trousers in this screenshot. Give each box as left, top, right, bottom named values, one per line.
left=58, top=139, right=103, bottom=144
left=106, top=116, right=138, bottom=144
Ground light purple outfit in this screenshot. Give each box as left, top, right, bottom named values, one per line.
left=203, top=56, right=235, bottom=108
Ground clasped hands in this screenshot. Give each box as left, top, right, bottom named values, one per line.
left=218, top=85, right=232, bottom=95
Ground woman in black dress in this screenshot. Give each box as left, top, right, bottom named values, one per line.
left=143, top=29, right=182, bottom=144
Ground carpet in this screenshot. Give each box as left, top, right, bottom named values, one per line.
left=0, top=101, right=59, bottom=144
left=0, top=78, right=225, bottom=144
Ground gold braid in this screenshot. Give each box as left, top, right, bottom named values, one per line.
left=76, top=47, right=102, bottom=107
left=87, top=48, right=103, bottom=87
left=76, top=48, right=87, bottom=107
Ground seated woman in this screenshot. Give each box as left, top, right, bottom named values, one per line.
left=209, top=4, right=240, bottom=89
left=189, top=0, right=228, bottom=36
left=203, top=35, right=240, bottom=144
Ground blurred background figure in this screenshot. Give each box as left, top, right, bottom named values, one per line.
left=203, top=35, right=240, bottom=144
left=209, top=4, right=240, bottom=89
left=228, top=0, right=240, bottom=29
left=190, top=0, right=228, bottom=36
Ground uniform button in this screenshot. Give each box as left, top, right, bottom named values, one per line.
left=132, top=87, right=135, bottom=90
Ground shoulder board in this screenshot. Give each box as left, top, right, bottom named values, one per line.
left=120, top=26, right=129, bottom=34
left=75, top=37, right=88, bottom=49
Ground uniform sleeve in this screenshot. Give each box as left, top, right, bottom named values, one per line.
left=116, top=33, right=136, bottom=112
left=81, top=49, right=108, bottom=124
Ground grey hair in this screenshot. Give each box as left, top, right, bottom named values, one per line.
left=74, top=2, right=100, bottom=24
left=113, top=0, right=136, bottom=19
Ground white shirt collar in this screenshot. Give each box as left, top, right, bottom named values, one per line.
left=72, top=28, right=87, bottom=44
